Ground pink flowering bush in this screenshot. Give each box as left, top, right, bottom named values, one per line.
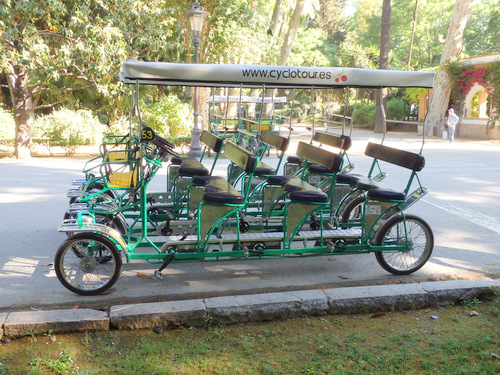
left=447, top=61, right=500, bottom=120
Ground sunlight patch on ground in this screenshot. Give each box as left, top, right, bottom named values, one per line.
left=0, top=257, right=39, bottom=277
left=0, top=186, right=52, bottom=203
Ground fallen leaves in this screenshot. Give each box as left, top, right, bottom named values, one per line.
left=370, top=312, right=387, bottom=318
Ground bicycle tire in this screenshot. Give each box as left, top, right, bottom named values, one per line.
left=54, top=232, right=122, bottom=295
left=374, top=214, right=433, bottom=275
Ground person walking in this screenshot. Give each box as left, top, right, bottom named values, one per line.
left=447, top=108, right=459, bottom=143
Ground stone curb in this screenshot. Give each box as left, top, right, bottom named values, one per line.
left=2, top=279, right=498, bottom=340
left=0, top=313, right=7, bottom=339
left=3, top=309, right=109, bottom=339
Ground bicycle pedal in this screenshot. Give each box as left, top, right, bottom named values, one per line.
left=154, top=270, right=164, bottom=280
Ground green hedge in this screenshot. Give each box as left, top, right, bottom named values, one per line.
left=353, top=102, right=376, bottom=128
left=352, top=98, right=409, bottom=129
left=32, top=109, right=107, bottom=155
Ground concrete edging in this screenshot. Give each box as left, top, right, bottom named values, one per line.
left=1, top=279, right=499, bottom=340
left=3, top=309, right=109, bottom=339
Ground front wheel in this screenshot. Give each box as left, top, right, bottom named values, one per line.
left=374, top=214, right=433, bottom=275
left=54, top=233, right=122, bottom=295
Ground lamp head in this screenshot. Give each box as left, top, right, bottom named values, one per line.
left=187, top=1, right=207, bottom=39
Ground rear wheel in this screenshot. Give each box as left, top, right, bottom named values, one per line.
left=374, top=214, right=433, bottom=275
left=340, top=196, right=365, bottom=226
left=54, top=233, right=122, bottom=295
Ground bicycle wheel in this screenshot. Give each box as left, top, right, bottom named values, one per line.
left=374, top=214, right=433, bottom=275
left=340, top=195, right=365, bottom=225
left=54, top=233, right=122, bottom=295
left=250, top=137, right=259, bottom=154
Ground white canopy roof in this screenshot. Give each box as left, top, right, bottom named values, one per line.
left=120, top=61, right=435, bottom=89
left=120, top=60, right=436, bottom=88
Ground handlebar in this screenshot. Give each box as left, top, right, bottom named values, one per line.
left=154, top=134, right=176, bottom=149
left=150, top=139, right=181, bottom=159
left=140, top=126, right=180, bottom=159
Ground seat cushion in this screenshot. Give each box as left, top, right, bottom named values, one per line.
left=367, top=189, right=405, bottom=201
left=201, top=176, right=243, bottom=205
left=254, top=161, right=276, bottom=176
left=337, top=173, right=362, bottom=185
left=170, top=156, right=184, bottom=165
left=356, top=178, right=382, bottom=191
left=283, top=177, right=328, bottom=203
left=178, top=158, right=209, bottom=177
left=267, top=175, right=294, bottom=186
left=287, top=155, right=302, bottom=164
left=289, top=189, right=328, bottom=203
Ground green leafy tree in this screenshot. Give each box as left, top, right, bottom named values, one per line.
left=0, top=1, right=124, bottom=158
left=463, top=0, right=500, bottom=57
left=349, top=0, right=461, bottom=70
left=424, top=0, right=472, bottom=136
left=0, top=0, right=182, bottom=159
left=374, top=0, right=391, bottom=134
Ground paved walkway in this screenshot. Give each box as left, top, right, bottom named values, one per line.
left=1, top=127, right=499, bottom=338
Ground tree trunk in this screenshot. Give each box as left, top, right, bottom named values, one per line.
left=424, top=0, right=471, bottom=136
left=407, top=0, right=419, bottom=70
left=8, top=69, right=35, bottom=159
left=198, top=86, right=210, bottom=130
left=268, top=0, right=284, bottom=37
left=374, top=0, right=391, bottom=134
left=278, top=0, right=306, bottom=65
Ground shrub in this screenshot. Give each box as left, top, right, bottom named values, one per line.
left=353, top=102, right=376, bottom=128
left=106, top=116, right=131, bottom=137
left=0, top=106, right=15, bottom=139
left=352, top=98, right=409, bottom=129
left=386, top=97, right=408, bottom=121
left=142, top=95, right=193, bottom=138
left=32, top=108, right=107, bottom=155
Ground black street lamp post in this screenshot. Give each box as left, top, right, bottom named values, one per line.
left=186, top=1, right=207, bottom=157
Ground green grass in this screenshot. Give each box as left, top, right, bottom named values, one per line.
left=1, top=295, right=499, bottom=374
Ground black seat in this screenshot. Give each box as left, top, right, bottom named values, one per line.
left=337, top=173, right=363, bottom=185
left=200, top=176, right=243, bottom=204
left=170, top=156, right=183, bottom=165
left=367, top=189, right=405, bottom=201
left=265, top=175, right=328, bottom=203
left=356, top=178, right=382, bottom=191
left=177, top=158, right=209, bottom=177
left=308, top=164, right=336, bottom=174
left=254, top=161, right=276, bottom=176
left=289, top=189, right=328, bottom=203
left=267, top=175, right=294, bottom=186
left=287, top=155, right=302, bottom=164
